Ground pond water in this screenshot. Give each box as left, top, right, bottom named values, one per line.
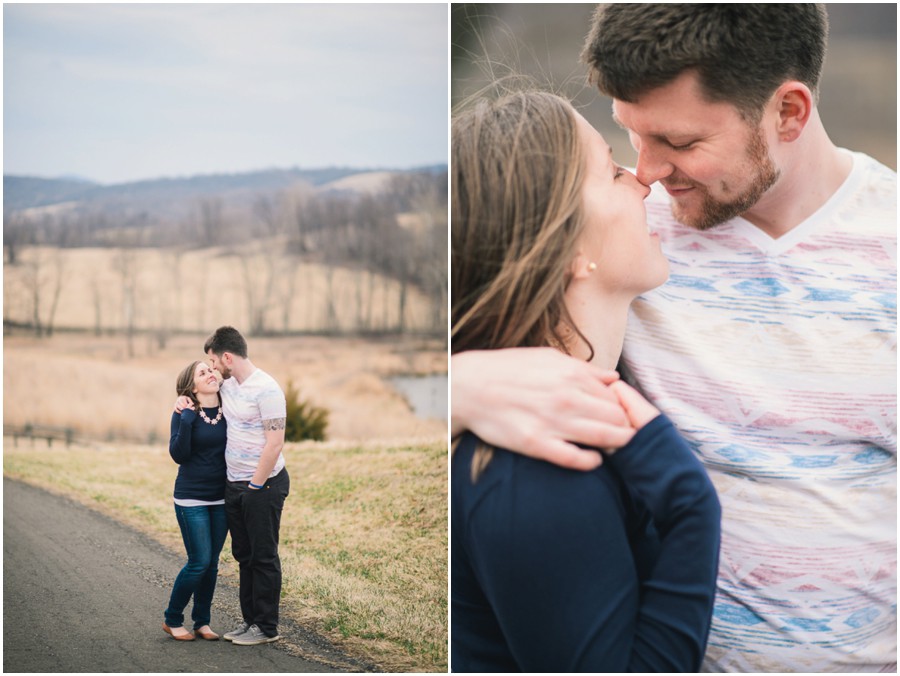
left=390, top=374, right=448, bottom=421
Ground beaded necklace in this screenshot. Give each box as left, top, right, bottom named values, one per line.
left=198, top=406, right=223, bottom=425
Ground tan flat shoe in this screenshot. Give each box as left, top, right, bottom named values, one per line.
left=162, top=622, right=196, bottom=641
left=194, top=625, right=220, bottom=640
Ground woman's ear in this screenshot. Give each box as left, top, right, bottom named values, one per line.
left=570, top=252, right=597, bottom=281
left=771, top=81, right=813, bottom=143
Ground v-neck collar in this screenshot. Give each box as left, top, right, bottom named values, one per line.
left=227, top=367, right=260, bottom=389
left=729, top=151, right=862, bottom=257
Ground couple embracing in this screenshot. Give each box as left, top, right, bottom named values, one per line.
left=452, top=4, right=895, bottom=673
left=162, top=326, right=290, bottom=646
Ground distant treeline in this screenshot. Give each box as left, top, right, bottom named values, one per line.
left=3, top=168, right=447, bottom=341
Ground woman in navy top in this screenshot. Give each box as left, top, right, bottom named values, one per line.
left=162, top=360, right=228, bottom=641
left=451, top=91, right=721, bottom=671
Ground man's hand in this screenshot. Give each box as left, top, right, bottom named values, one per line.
left=174, top=396, right=194, bottom=414
left=452, top=348, right=635, bottom=471
left=250, top=418, right=286, bottom=488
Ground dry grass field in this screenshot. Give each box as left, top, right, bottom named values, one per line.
left=4, top=332, right=446, bottom=443
left=4, top=436, right=447, bottom=672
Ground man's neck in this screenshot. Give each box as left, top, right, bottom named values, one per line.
left=741, top=115, right=852, bottom=239
left=230, top=358, right=257, bottom=385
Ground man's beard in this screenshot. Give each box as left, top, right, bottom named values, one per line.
left=671, top=127, right=780, bottom=231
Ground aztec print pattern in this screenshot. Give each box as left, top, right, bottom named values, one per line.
left=220, top=369, right=287, bottom=482
left=622, top=152, right=897, bottom=672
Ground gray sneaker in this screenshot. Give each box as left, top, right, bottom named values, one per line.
left=231, top=624, right=280, bottom=646
left=223, top=622, right=250, bottom=642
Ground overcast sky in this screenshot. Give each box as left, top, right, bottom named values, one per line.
left=4, top=3, right=448, bottom=185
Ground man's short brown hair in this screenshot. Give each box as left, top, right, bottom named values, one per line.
left=581, top=4, right=828, bottom=123
left=204, top=325, right=248, bottom=358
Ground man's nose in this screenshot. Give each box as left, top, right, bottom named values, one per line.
left=634, top=145, right=674, bottom=186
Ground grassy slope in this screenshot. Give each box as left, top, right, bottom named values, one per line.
left=4, top=436, right=448, bottom=673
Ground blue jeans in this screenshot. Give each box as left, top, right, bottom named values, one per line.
left=164, top=503, right=229, bottom=629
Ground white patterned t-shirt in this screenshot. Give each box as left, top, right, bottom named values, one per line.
left=220, top=368, right=287, bottom=482
left=623, top=151, right=897, bottom=672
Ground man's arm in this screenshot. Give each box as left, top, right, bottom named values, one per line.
left=452, top=347, right=635, bottom=471
left=249, top=418, right=285, bottom=488
left=174, top=395, right=193, bottom=413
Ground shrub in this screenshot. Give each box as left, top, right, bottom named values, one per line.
left=284, top=380, right=329, bottom=442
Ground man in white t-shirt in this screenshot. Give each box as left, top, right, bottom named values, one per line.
left=203, top=326, right=289, bottom=647
left=451, top=4, right=896, bottom=672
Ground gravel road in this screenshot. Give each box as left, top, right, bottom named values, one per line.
left=3, top=477, right=373, bottom=673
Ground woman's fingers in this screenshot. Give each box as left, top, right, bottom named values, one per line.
left=609, top=381, right=660, bottom=430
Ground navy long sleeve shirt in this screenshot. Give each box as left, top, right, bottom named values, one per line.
left=451, top=414, right=721, bottom=672
left=169, top=409, right=227, bottom=501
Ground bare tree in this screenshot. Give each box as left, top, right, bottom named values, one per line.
left=236, top=193, right=298, bottom=335
left=43, top=248, right=67, bottom=337
left=18, top=246, right=68, bottom=338
left=408, top=178, right=448, bottom=334
left=177, top=172, right=450, bottom=337
left=153, top=248, right=185, bottom=348
left=22, top=254, right=44, bottom=337
left=90, top=272, right=105, bottom=336
left=198, top=197, right=224, bottom=247
left=114, top=247, right=139, bottom=357
left=3, top=211, right=29, bottom=265
left=253, top=195, right=283, bottom=238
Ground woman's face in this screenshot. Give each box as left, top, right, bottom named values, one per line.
left=574, top=111, right=669, bottom=296
left=192, top=362, right=221, bottom=396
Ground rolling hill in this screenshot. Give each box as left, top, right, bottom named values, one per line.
left=3, top=164, right=447, bottom=221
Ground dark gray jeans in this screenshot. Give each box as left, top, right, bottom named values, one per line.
left=224, top=468, right=290, bottom=636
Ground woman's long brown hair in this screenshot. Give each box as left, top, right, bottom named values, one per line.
left=451, top=91, right=592, bottom=480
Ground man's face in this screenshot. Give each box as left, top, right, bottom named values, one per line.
left=612, top=71, right=780, bottom=231
left=206, top=350, right=231, bottom=380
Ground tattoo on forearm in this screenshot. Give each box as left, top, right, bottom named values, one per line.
left=263, top=418, right=286, bottom=431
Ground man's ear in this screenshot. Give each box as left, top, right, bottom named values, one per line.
left=772, top=81, right=813, bottom=143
